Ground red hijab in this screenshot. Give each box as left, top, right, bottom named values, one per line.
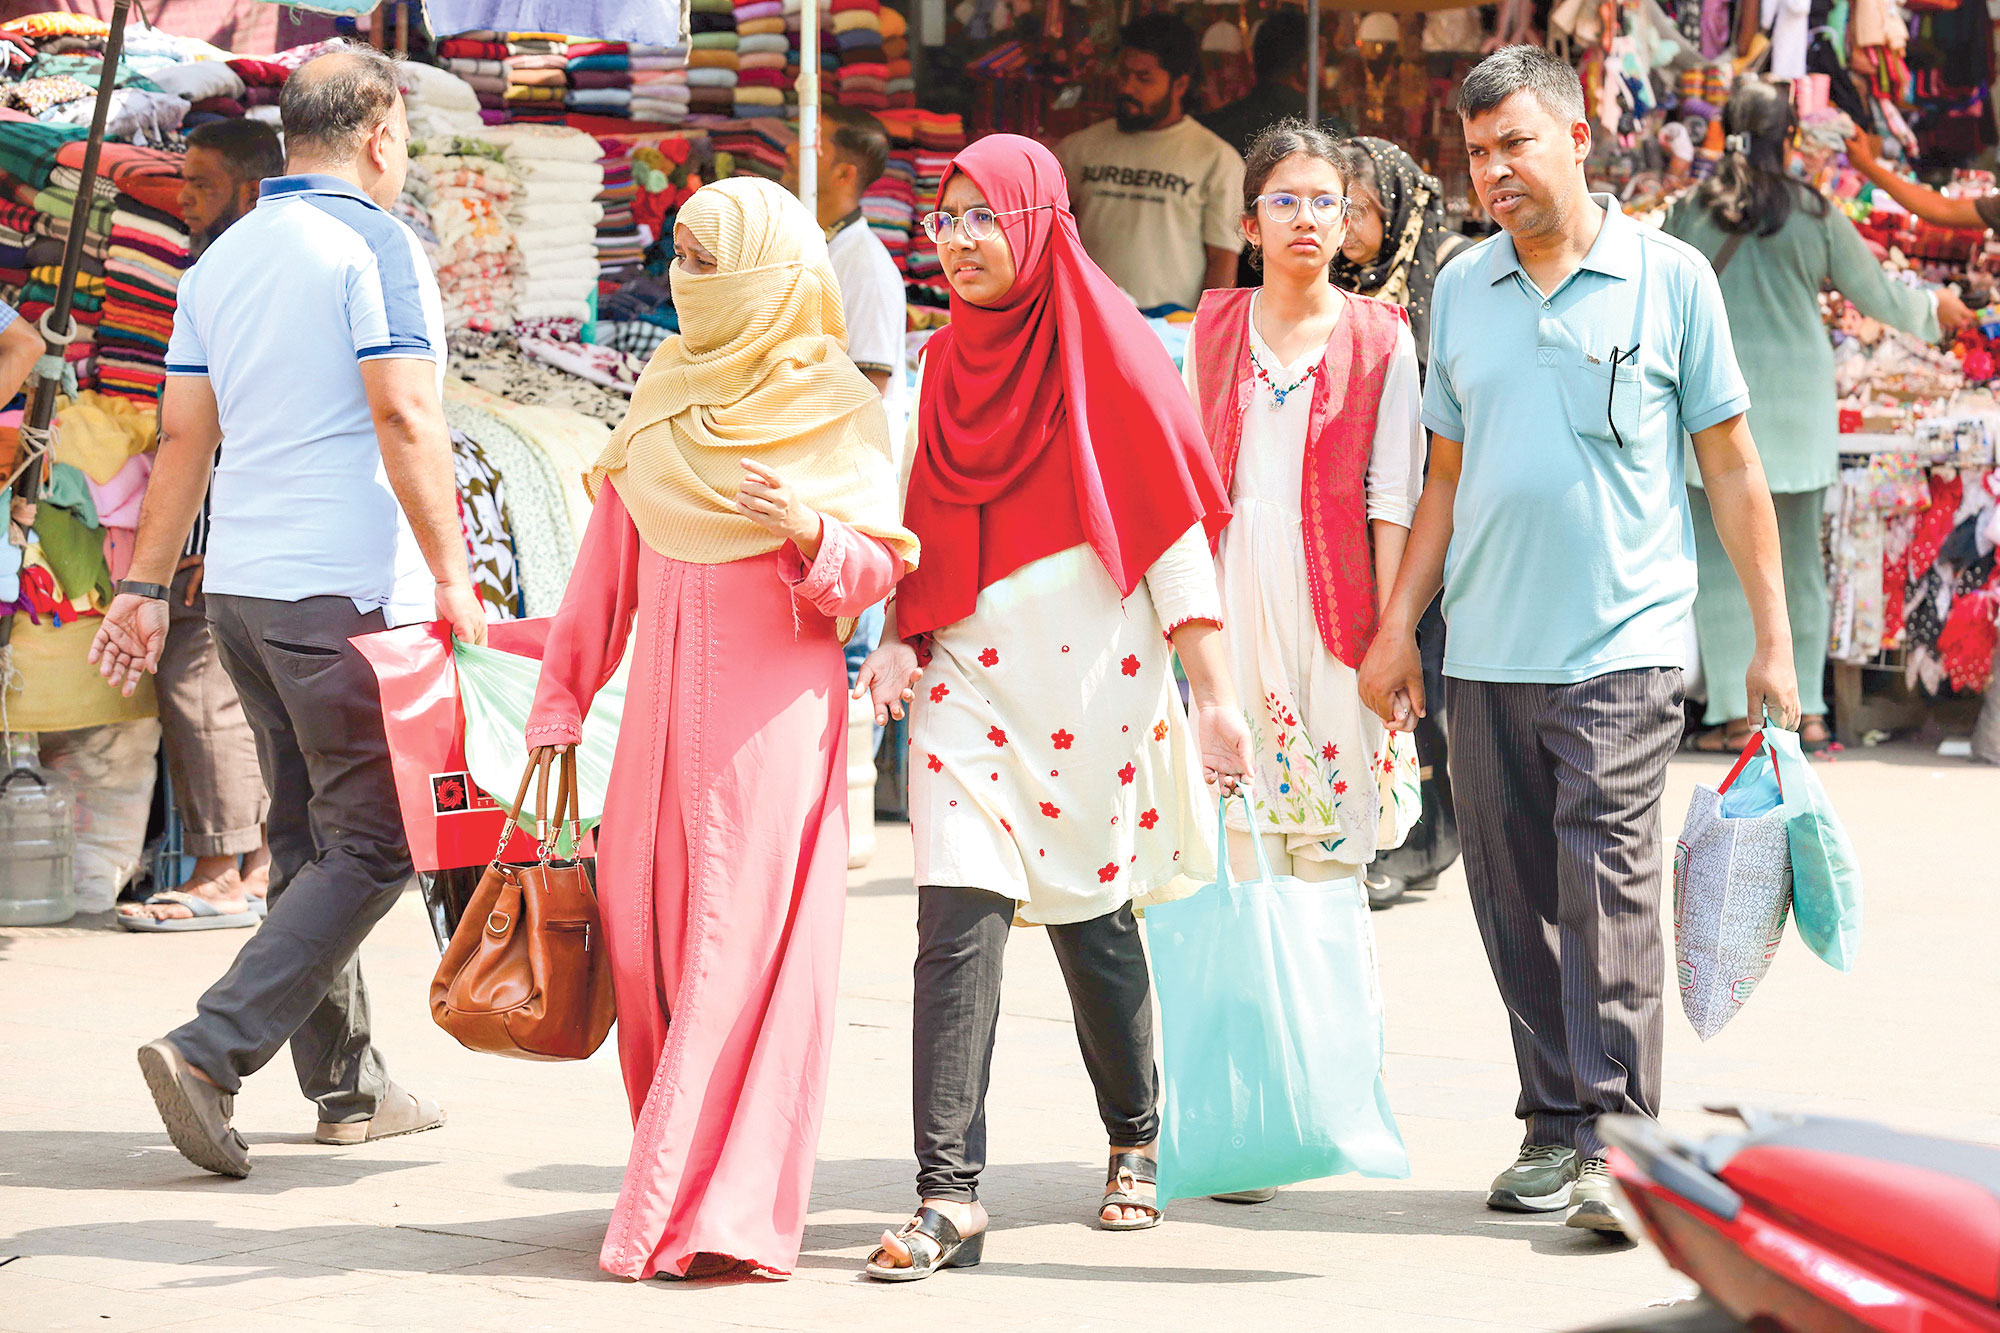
left=894, top=134, right=1229, bottom=639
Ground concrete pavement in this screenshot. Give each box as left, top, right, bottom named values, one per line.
left=3, top=741, right=1995, bottom=1332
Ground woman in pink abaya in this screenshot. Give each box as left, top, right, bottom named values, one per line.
left=525, top=178, right=919, bottom=1281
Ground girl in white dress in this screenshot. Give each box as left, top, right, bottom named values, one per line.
left=1183, top=121, right=1425, bottom=888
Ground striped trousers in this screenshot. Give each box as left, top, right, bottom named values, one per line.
left=1446, top=667, right=1684, bottom=1161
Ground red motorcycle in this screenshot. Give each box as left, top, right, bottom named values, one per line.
left=1579, top=1110, right=2000, bottom=1333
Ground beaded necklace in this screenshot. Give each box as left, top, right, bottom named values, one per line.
left=1248, top=343, right=1322, bottom=408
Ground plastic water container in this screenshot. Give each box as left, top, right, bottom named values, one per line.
left=0, top=758, right=77, bottom=926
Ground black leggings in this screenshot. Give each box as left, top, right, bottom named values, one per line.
left=911, top=885, right=1159, bottom=1203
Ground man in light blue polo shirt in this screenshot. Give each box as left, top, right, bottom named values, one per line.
left=1359, top=46, right=1798, bottom=1237
left=90, top=48, right=485, bottom=1179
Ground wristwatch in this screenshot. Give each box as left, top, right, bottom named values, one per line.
left=115, top=579, right=170, bottom=602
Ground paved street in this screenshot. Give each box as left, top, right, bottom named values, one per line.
left=3, top=741, right=1995, bottom=1332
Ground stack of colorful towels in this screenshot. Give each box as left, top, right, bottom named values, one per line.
left=504, top=32, right=570, bottom=124
left=591, top=135, right=646, bottom=285
left=92, top=145, right=187, bottom=403
left=565, top=40, right=632, bottom=119
left=687, top=0, right=739, bottom=120
left=883, top=4, right=915, bottom=108
left=733, top=0, right=788, bottom=118
left=437, top=32, right=509, bottom=122
left=832, top=0, right=887, bottom=111
left=629, top=44, right=690, bottom=123
left=408, top=136, right=519, bottom=332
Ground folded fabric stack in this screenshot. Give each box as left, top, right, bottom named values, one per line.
left=903, top=114, right=965, bottom=288
left=97, top=164, right=188, bottom=404
left=709, top=118, right=793, bottom=183
left=628, top=44, right=690, bottom=124
left=831, top=0, right=887, bottom=111
left=147, top=57, right=248, bottom=134
left=408, top=136, right=519, bottom=332
left=591, top=135, right=646, bottom=288
left=628, top=133, right=707, bottom=241
left=484, top=126, right=604, bottom=325
left=882, top=4, right=914, bottom=108
left=225, top=54, right=288, bottom=112
left=400, top=60, right=483, bottom=142
left=733, top=0, right=788, bottom=118
left=504, top=31, right=571, bottom=125
left=0, top=123, right=95, bottom=381
left=687, top=0, right=739, bottom=120
left=438, top=33, right=509, bottom=121
left=862, top=145, right=915, bottom=273
left=566, top=41, right=632, bottom=120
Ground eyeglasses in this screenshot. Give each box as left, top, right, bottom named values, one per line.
left=1605, top=343, right=1640, bottom=449
left=920, top=204, right=1050, bottom=243
left=1253, top=192, right=1351, bottom=224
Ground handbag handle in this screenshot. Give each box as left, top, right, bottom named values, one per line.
left=1212, top=789, right=1276, bottom=894
left=493, top=747, right=580, bottom=865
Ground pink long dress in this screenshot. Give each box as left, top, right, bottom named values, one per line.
left=526, top=480, right=903, bottom=1280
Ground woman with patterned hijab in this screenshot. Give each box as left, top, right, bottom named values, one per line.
left=526, top=177, right=919, bottom=1282
left=1329, top=136, right=1470, bottom=378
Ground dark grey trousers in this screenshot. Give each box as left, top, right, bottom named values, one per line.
left=168, top=594, right=413, bottom=1124
left=1446, top=667, right=1684, bottom=1161
left=913, top=885, right=1160, bottom=1203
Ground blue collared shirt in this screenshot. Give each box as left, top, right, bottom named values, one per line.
left=1422, top=194, right=1751, bottom=684
left=165, top=173, right=445, bottom=622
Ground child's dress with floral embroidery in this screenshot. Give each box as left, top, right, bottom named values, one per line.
left=1185, top=301, right=1426, bottom=870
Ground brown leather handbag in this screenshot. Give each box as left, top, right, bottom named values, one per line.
left=430, top=748, right=616, bottom=1061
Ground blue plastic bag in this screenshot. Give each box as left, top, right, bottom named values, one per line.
left=1146, top=795, right=1410, bottom=1204
left=1717, top=724, right=1862, bottom=972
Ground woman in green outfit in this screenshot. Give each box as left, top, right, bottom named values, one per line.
left=1664, top=79, right=1972, bottom=751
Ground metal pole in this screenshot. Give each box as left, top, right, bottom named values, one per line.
left=14, top=0, right=130, bottom=504
left=1306, top=0, right=1321, bottom=125
left=800, top=0, right=820, bottom=218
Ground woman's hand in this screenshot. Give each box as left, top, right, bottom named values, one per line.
left=736, top=458, right=822, bottom=559
left=853, top=639, right=922, bottom=725
left=1194, top=702, right=1253, bottom=796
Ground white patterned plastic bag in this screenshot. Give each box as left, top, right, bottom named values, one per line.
left=1673, top=737, right=1795, bottom=1040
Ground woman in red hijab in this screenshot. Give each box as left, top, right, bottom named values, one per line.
left=854, top=134, right=1251, bottom=1281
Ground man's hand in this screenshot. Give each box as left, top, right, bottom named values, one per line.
left=436, top=579, right=488, bottom=646
left=1358, top=625, right=1425, bottom=731
left=88, top=594, right=170, bottom=697
left=853, top=638, right=922, bottom=725
left=176, top=553, right=204, bottom=605
left=1746, top=642, right=1801, bottom=731
left=1194, top=701, right=1253, bottom=796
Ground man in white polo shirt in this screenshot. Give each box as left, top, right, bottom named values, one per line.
left=90, top=47, right=486, bottom=1178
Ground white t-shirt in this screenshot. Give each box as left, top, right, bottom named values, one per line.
left=166, top=173, right=443, bottom=626
left=827, top=214, right=908, bottom=459
left=1056, top=116, right=1246, bottom=312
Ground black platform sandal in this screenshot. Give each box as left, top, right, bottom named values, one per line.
left=864, top=1206, right=986, bottom=1281
left=1100, top=1152, right=1162, bottom=1231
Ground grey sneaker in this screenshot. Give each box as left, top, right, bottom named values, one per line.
left=1565, top=1157, right=1628, bottom=1234
left=1486, top=1143, right=1578, bottom=1212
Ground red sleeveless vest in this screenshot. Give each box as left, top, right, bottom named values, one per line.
left=1191, top=286, right=1407, bottom=669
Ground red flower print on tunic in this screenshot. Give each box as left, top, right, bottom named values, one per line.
left=1097, top=862, right=1120, bottom=883
left=1052, top=729, right=1074, bottom=750
left=1118, top=762, right=1135, bottom=786
left=1322, top=743, right=1338, bottom=761
left=979, top=647, right=999, bottom=667
left=1139, top=808, right=1159, bottom=829
left=1120, top=654, right=1141, bottom=676
left=987, top=726, right=1008, bottom=747
left=1152, top=720, right=1168, bottom=742
left=1040, top=801, right=1061, bottom=818
left=927, top=754, right=943, bottom=773
left=1000, top=818, right=1013, bottom=833
left=930, top=683, right=950, bottom=703
left=1333, top=780, right=1348, bottom=795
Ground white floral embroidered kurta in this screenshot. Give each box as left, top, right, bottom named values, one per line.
left=1182, top=297, right=1426, bottom=867
left=909, top=526, right=1224, bottom=926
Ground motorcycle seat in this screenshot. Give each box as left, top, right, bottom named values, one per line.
left=1718, top=1117, right=2000, bottom=1306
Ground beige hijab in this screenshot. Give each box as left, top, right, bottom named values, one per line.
left=588, top=176, right=919, bottom=584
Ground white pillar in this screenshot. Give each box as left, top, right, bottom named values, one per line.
left=800, top=0, right=820, bottom=217
left=847, top=691, right=876, bottom=869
